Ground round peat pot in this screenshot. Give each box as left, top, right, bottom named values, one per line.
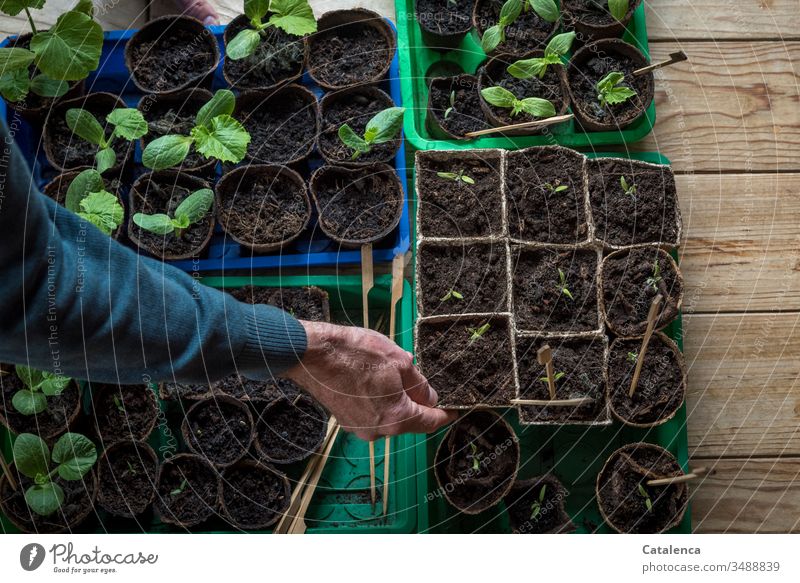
left=96, top=440, right=159, bottom=518
left=42, top=171, right=126, bottom=240
left=415, top=0, right=473, bottom=50
left=309, top=163, right=404, bottom=248
left=155, top=453, right=221, bottom=528
left=504, top=475, right=575, bottom=534
left=567, top=39, right=654, bottom=132
left=599, top=247, right=684, bottom=337
left=472, top=0, right=559, bottom=57
left=317, top=86, right=400, bottom=166
left=433, top=410, right=520, bottom=515
left=43, top=92, right=133, bottom=175
left=0, top=464, right=98, bottom=533
left=563, top=0, right=643, bottom=41
left=234, top=85, right=319, bottom=166
left=307, top=9, right=396, bottom=90
left=426, top=74, right=489, bottom=140
left=477, top=52, right=570, bottom=135
left=607, top=332, right=687, bottom=428
left=181, top=395, right=255, bottom=468
left=254, top=395, right=329, bottom=465
left=124, top=15, right=219, bottom=94
left=220, top=460, right=291, bottom=530
left=223, top=14, right=307, bottom=91
left=596, top=442, right=689, bottom=533
left=127, top=171, right=215, bottom=261
left=137, top=88, right=216, bottom=177
left=216, top=164, right=311, bottom=253
left=91, top=383, right=160, bottom=444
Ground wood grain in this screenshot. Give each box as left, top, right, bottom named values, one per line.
left=0, top=0, right=148, bottom=37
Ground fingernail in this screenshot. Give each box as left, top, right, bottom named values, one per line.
left=204, top=16, right=220, bottom=26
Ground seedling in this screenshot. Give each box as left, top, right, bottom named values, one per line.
left=170, top=478, right=188, bottom=497
left=626, top=351, right=638, bottom=363
left=337, top=107, right=405, bottom=160
left=637, top=482, right=653, bottom=512
left=620, top=176, right=637, bottom=198
left=468, top=442, right=483, bottom=471
left=65, top=107, right=147, bottom=173
left=444, top=90, right=455, bottom=119
left=132, top=188, right=214, bottom=239
left=12, top=432, right=97, bottom=516
left=596, top=71, right=637, bottom=108
left=557, top=268, right=574, bottom=301
left=64, top=169, right=124, bottom=236
left=437, top=170, right=475, bottom=184
left=142, top=89, right=251, bottom=170
left=481, top=86, right=556, bottom=119
left=440, top=289, right=464, bottom=302
left=226, top=0, right=317, bottom=60
left=125, top=461, right=138, bottom=477
left=10, top=365, right=71, bottom=416
left=544, top=182, right=568, bottom=194
left=481, top=0, right=559, bottom=53
left=530, top=484, right=547, bottom=520
left=507, top=32, right=576, bottom=79
left=0, top=1, right=102, bottom=104
left=467, top=322, right=491, bottom=344
left=539, top=370, right=565, bottom=384
left=607, top=0, right=629, bottom=21
left=112, top=395, right=124, bottom=413
left=645, top=261, right=662, bottom=290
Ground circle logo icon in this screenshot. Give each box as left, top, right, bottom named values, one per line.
left=20, top=543, right=46, bottom=571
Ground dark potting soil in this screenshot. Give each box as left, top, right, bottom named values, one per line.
left=318, top=91, right=399, bottom=164
left=162, top=375, right=301, bottom=402
left=313, top=167, right=402, bottom=242
left=184, top=400, right=252, bottom=466
left=475, top=0, right=556, bottom=55
left=516, top=335, right=607, bottom=423
left=240, top=93, right=316, bottom=164
left=156, top=456, right=218, bottom=526
left=92, top=383, right=158, bottom=443
left=480, top=62, right=565, bottom=125
left=130, top=178, right=212, bottom=257
left=417, top=316, right=515, bottom=408
left=255, top=397, right=327, bottom=463
left=608, top=336, right=685, bottom=425
left=308, top=22, right=392, bottom=86
left=0, top=371, right=79, bottom=438
left=601, top=248, right=682, bottom=336
left=511, top=247, right=599, bottom=332
left=97, top=442, right=158, bottom=517
left=222, top=463, right=288, bottom=528
left=428, top=75, right=489, bottom=137
left=570, top=51, right=650, bottom=124
left=416, top=0, right=473, bottom=35
left=598, top=446, right=688, bottom=533
left=416, top=151, right=503, bottom=238
left=224, top=17, right=304, bottom=89
left=142, top=100, right=207, bottom=169
left=48, top=102, right=129, bottom=170
left=418, top=242, right=508, bottom=317
left=588, top=158, right=680, bottom=247
left=130, top=27, right=216, bottom=91
left=506, top=147, right=587, bottom=244
left=228, top=285, right=331, bottom=322
left=563, top=0, right=618, bottom=27
left=505, top=476, right=573, bottom=534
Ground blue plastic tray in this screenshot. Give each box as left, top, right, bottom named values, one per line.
left=0, top=23, right=410, bottom=270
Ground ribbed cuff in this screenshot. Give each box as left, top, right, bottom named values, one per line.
left=236, top=304, right=308, bottom=379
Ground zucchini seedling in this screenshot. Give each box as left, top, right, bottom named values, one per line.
left=507, top=31, right=576, bottom=79
left=557, top=268, right=574, bottom=301
left=481, top=86, right=556, bottom=119
left=596, top=71, right=637, bottom=108
left=481, top=0, right=559, bottom=54
left=12, top=432, right=97, bottom=516
left=468, top=442, right=483, bottom=472
left=63, top=169, right=124, bottom=236
left=170, top=478, right=189, bottom=497
left=65, top=107, right=148, bottom=174
left=539, top=370, right=565, bottom=384
left=626, top=351, right=638, bottom=363
left=440, top=289, right=464, bottom=302
left=620, top=175, right=636, bottom=197
left=132, top=188, right=214, bottom=239
left=10, top=366, right=71, bottom=416
left=467, top=322, right=491, bottom=344
left=637, top=482, right=653, bottom=512
left=544, top=182, right=568, bottom=194
left=530, top=484, right=547, bottom=520
left=437, top=170, right=475, bottom=184
left=645, top=261, right=662, bottom=291
left=607, top=0, right=630, bottom=21
left=226, top=0, right=317, bottom=60
left=444, top=90, right=455, bottom=119
left=337, top=106, right=405, bottom=160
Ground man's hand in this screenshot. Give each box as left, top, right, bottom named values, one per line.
left=176, top=0, right=220, bottom=26
left=285, top=321, right=457, bottom=441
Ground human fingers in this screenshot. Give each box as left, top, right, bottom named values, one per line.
left=398, top=352, right=438, bottom=407
left=178, top=0, right=220, bottom=26
left=385, top=399, right=458, bottom=436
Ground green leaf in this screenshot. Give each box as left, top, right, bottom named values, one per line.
left=195, top=89, right=236, bottom=127
left=602, top=86, right=637, bottom=105
left=95, top=146, right=116, bottom=174
left=597, top=71, right=625, bottom=93
left=66, top=108, right=105, bottom=147
left=12, top=389, right=47, bottom=415
left=65, top=168, right=104, bottom=212
left=452, top=291, right=464, bottom=299
left=39, top=372, right=70, bottom=397
left=30, top=10, right=103, bottom=82
left=480, top=24, right=503, bottom=54
left=539, top=484, right=547, bottom=501
left=73, top=0, right=93, bottom=16
left=191, top=114, right=250, bottom=163
left=29, top=74, right=69, bottom=97
left=13, top=433, right=50, bottom=479
left=226, top=28, right=261, bottom=60
left=52, top=432, right=97, bottom=481
left=78, top=190, right=124, bottom=235
left=133, top=213, right=176, bottom=236
left=244, top=0, right=271, bottom=22
left=0, top=68, right=30, bottom=102
left=518, top=97, right=556, bottom=118
left=25, top=482, right=64, bottom=516
left=174, top=188, right=214, bottom=225
left=0, top=46, right=35, bottom=71
left=269, top=0, right=318, bottom=36
left=499, top=0, right=523, bottom=25
left=507, top=57, right=548, bottom=80
left=337, top=124, right=369, bottom=156
left=481, top=86, right=517, bottom=108
left=107, top=108, right=148, bottom=140
left=545, top=31, right=575, bottom=58
left=529, top=0, right=559, bottom=23
left=14, top=365, right=43, bottom=391
left=363, top=107, right=405, bottom=145
left=608, top=0, right=629, bottom=21
left=0, top=0, right=45, bottom=17
left=142, top=134, right=193, bottom=170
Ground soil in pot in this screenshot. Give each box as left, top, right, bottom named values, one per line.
left=601, top=248, right=683, bottom=336
left=221, top=461, right=290, bottom=529
left=416, top=0, right=474, bottom=48
left=156, top=453, right=220, bottom=528
left=563, top=0, right=641, bottom=37
left=608, top=334, right=686, bottom=426
left=417, top=315, right=516, bottom=408
left=515, top=335, right=607, bottom=424
left=228, top=285, right=331, bottom=322
left=511, top=247, right=599, bottom=332
left=43, top=172, right=124, bottom=208
left=161, top=375, right=301, bottom=402
left=96, top=440, right=159, bottom=518
left=434, top=410, right=519, bottom=514
left=182, top=397, right=254, bottom=467
left=0, top=368, right=80, bottom=440
left=223, top=15, right=305, bottom=90
left=506, top=146, right=588, bottom=244
left=416, top=149, right=503, bottom=238
left=427, top=74, right=490, bottom=138
left=504, top=475, right=574, bottom=533
left=92, top=383, right=159, bottom=443
left=588, top=158, right=680, bottom=247
left=254, top=395, right=328, bottom=464
left=474, top=0, right=558, bottom=56
left=597, top=443, right=688, bottom=533
left=417, top=241, right=509, bottom=317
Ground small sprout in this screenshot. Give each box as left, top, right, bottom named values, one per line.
left=289, top=307, right=296, bottom=317
left=607, top=0, right=630, bottom=21
left=227, top=0, right=317, bottom=60
left=539, top=370, right=565, bottom=384
left=481, top=86, right=556, bottom=119
left=627, top=351, right=638, bottom=363
left=125, top=461, right=138, bottom=477
left=132, top=188, right=214, bottom=239
left=444, top=90, right=455, bottom=119
left=112, top=394, right=124, bottom=413
left=440, top=289, right=464, bottom=302
left=11, top=366, right=71, bottom=416
left=508, top=31, right=576, bottom=79
left=469, top=442, right=483, bottom=471
left=620, top=176, right=637, bottom=198
left=596, top=71, right=637, bottom=108
left=467, top=322, right=491, bottom=344
left=66, top=107, right=148, bottom=174
left=558, top=268, right=574, bottom=301
left=481, top=0, right=523, bottom=53
left=437, top=170, right=475, bottom=184
left=544, top=182, right=569, bottom=194
left=338, top=107, right=405, bottom=160
left=530, top=484, right=547, bottom=520
left=637, top=482, right=653, bottom=512
left=645, top=261, right=662, bottom=291
left=170, top=478, right=189, bottom=497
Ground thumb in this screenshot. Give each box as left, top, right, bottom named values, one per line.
left=394, top=400, right=458, bottom=435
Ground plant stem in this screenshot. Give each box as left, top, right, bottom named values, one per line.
left=25, top=8, right=37, bottom=35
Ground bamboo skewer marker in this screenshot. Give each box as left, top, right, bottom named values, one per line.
left=647, top=467, right=708, bottom=487
left=360, top=243, right=377, bottom=511
left=0, top=451, right=17, bottom=492
left=464, top=114, right=574, bottom=138
left=511, top=397, right=594, bottom=407
left=537, top=345, right=557, bottom=400
left=629, top=294, right=663, bottom=398
left=383, top=253, right=405, bottom=515
left=633, top=51, right=688, bottom=77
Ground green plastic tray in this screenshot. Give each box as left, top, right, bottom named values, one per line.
left=396, top=0, right=655, bottom=152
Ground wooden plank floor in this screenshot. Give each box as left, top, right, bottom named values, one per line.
left=4, top=0, right=798, bottom=533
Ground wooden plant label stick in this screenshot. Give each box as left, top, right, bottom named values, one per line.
left=633, top=51, right=688, bottom=76
left=647, top=467, right=708, bottom=487
left=537, top=344, right=556, bottom=400
left=382, top=253, right=404, bottom=516
left=289, top=423, right=342, bottom=534
left=369, top=440, right=376, bottom=510
left=361, top=243, right=374, bottom=329
left=511, top=397, right=594, bottom=407
left=0, top=452, right=17, bottom=492
left=464, top=114, right=574, bottom=138
left=382, top=436, right=391, bottom=516
left=629, top=294, right=663, bottom=397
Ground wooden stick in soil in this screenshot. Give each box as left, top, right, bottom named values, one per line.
left=464, top=114, right=574, bottom=138
left=511, top=397, right=595, bottom=407
left=629, top=294, right=664, bottom=398
left=647, top=467, right=708, bottom=487
left=0, top=451, right=17, bottom=492
left=360, top=243, right=377, bottom=511
left=633, top=51, right=688, bottom=77
left=537, top=345, right=556, bottom=400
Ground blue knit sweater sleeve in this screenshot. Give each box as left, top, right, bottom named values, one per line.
left=0, top=120, right=306, bottom=384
